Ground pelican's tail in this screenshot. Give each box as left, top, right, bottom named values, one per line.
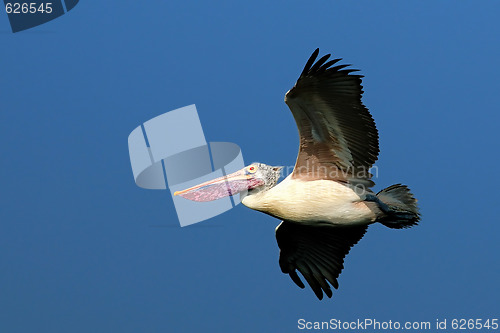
left=376, top=184, right=420, bottom=229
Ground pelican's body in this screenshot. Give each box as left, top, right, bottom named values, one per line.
left=174, top=49, right=421, bottom=300
left=242, top=175, right=379, bottom=226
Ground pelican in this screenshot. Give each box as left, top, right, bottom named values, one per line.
left=174, top=49, right=420, bottom=299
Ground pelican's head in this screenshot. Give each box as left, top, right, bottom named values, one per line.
left=174, top=163, right=283, bottom=202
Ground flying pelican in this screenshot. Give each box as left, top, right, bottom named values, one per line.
left=174, top=49, right=420, bottom=300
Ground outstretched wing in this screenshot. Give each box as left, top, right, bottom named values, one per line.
left=275, top=221, right=367, bottom=300
left=285, top=49, right=379, bottom=185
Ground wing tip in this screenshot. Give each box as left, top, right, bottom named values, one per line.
left=299, top=48, right=320, bottom=78
left=299, top=49, right=361, bottom=80
left=289, top=270, right=305, bottom=289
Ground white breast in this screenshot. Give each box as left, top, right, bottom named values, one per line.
left=241, top=175, right=378, bottom=225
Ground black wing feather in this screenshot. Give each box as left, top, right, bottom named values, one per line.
left=286, top=49, right=379, bottom=184
left=276, top=221, right=367, bottom=300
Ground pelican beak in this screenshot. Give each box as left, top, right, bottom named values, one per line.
left=174, top=167, right=264, bottom=202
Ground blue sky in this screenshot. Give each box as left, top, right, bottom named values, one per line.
left=1, top=1, right=499, bottom=332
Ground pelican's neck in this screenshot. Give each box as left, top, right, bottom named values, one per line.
left=241, top=189, right=270, bottom=211
left=240, top=176, right=287, bottom=213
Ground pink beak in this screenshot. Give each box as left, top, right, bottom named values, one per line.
left=174, top=168, right=263, bottom=202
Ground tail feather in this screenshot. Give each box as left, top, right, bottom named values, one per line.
left=377, top=184, right=420, bottom=229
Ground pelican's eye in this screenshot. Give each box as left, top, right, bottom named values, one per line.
left=246, top=166, right=257, bottom=174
